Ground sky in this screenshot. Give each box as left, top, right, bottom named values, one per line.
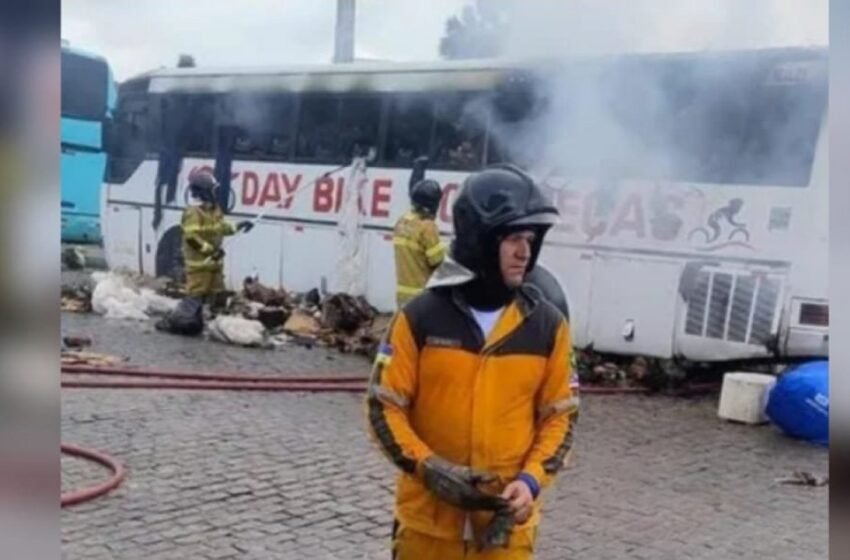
left=61, top=0, right=828, bottom=81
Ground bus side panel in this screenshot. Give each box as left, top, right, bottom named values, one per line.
left=103, top=203, right=142, bottom=272
left=225, top=222, right=284, bottom=289
left=588, top=255, right=682, bottom=358
left=365, top=231, right=397, bottom=312
left=537, top=245, right=593, bottom=349
left=281, top=225, right=343, bottom=295
left=61, top=148, right=106, bottom=244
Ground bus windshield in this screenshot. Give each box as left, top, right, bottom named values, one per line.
left=61, top=47, right=114, bottom=243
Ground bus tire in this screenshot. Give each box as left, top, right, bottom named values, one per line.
left=156, top=226, right=186, bottom=283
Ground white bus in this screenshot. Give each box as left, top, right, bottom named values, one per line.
left=103, top=47, right=828, bottom=363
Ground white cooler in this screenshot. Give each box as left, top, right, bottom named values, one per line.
left=717, top=372, right=777, bottom=424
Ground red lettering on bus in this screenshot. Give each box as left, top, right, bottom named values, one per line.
left=335, top=178, right=344, bottom=213
left=439, top=183, right=459, bottom=224
left=582, top=194, right=607, bottom=242
left=371, top=179, right=392, bottom=218
left=610, top=193, right=646, bottom=239
left=242, top=171, right=260, bottom=205
left=556, top=190, right=580, bottom=234
left=281, top=173, right=302, bottom=209
left=258, top=173, right=282, bottom=207
left=314, top=177, right=335, bottom=213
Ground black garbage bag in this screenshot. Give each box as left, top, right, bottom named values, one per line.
left=155, top=297, right=204, bottom=336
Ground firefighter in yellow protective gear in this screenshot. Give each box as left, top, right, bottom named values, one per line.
left=181, top=169, right=253, bottom=306
left=393, top=177, right=446, bottom=308
left=367, top=165, right=576, bottom=560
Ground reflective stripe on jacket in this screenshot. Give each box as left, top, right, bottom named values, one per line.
left=392, top=211, right=446, bottom=307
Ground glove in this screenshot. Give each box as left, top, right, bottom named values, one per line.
left=236, top=220, right=254, bottom=233
left=185, top=238, right=209, bottom=254
left=421, top=456, right=506, bottom=512
left=478, top=506, right=516, bottom=551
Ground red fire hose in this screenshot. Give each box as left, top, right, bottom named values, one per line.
left=61, top=363, right=718, bottom=507
left=61, top=443, right=126, bottom=508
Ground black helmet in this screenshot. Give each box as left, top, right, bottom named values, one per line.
left=188, top=169, right=218, bottom=203
left=525, top=264, right=569, bottom=320
left=411, top=179, right=442, bottom=215
left=451, top=164, right=558, bottom=275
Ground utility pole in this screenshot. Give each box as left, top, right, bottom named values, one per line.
left=333, top=0, right=355, bottom=63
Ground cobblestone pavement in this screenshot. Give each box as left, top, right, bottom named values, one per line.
left=62, top=310, right=829, bottom=560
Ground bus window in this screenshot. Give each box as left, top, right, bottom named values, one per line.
left=734, top=71, right=826, bottom=187
left=431, top=93, right=485, bottom=170
left=181, top=95, right=215, bottom=157
left=338, top=96, right=380, bottom=160
left=383, top=94, right=433, bottom=166
left=486, top=73, right=547, bottom=168
left=296, top=96, right=342, bottom=162
left=61, top=50, right=108, bottom=121
left=225, top=94, right=296, bottom=161
left=106, top=94, right=149, bottom=184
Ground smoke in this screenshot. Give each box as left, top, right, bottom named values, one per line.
left=466, top=0, right=828, bottom=188
left=496, top=0, right=827, bottom=59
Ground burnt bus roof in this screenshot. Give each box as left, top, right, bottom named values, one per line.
left=119, top=46, right=826, bottom=96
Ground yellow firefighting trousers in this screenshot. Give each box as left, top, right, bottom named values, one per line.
left=185, top=268, right=224, bottom=299
left=393, top=523, right=535, bottom=560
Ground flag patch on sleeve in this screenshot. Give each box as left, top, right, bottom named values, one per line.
left=375, top=343, right=394, bottom=366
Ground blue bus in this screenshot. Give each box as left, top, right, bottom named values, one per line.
left=61, top=45, right=116, bottom=244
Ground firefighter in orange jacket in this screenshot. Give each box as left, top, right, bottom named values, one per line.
left=392, top=177, right=446, bottom=308
left=181, top=169, right=252, bottom=307
left=367, top=165, right=576, bottom=559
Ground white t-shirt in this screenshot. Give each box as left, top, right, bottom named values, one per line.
left=464, top=305, right=505, bottom=540
left=470, top=307, right=505, bottom=340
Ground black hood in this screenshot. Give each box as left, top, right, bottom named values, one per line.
left=448, top=165, right=559, bottom=310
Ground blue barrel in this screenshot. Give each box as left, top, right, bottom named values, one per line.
left=765, top=361, right=829, bottom=447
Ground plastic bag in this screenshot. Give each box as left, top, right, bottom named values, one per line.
left=155, top=297, right=204, bottom=336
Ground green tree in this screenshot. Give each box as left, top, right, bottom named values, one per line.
left=439, top=0, right=507, bottom=59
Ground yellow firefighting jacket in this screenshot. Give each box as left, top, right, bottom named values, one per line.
left=181, top=205, right=236, bottom=272
left=392, top=211, right=446, bottom=307
left=366, top=266, right=576, bottom=543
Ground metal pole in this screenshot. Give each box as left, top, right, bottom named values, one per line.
left=334, top=0, right=355, bottom=63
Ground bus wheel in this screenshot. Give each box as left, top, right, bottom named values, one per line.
left=156, top=226, right=185, bottom=283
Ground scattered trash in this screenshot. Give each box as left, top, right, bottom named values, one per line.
left=775, top=471, right=828, bottom=487
left=155, top=297, right=205, bottom=337
left=61, top=281, right=94, bottom=313
left=61, top=351, right=124, bottom=367
left=575, top=349, right=681, bottom=391
left=243, top=277, right=292, bottom=308
left=283, top=310, right=323, bottom=338
left=321, top=293, right=377, bottom=333
left=62, top=247, right=86, bottom=270
left=257, top=307, right=290, bottom=331
left=91, top=272, right=180, bottom=321
left=62, top=336, right=92, bottom=349
left=766, top=361, right=829, bottom=447
left=208, top=316, right=267, bottom=348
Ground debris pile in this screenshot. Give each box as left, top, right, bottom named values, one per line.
left=574, top=349, right=685, bottom=391
left=62, top=271, right=389, bottom=357
left=223, top=278, right=388, bottom=357
left=61, top=281, right=94, bottom=313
